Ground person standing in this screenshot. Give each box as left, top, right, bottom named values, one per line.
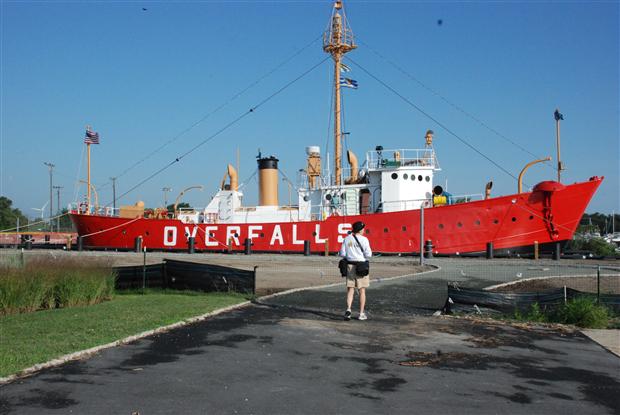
left=339, top=221, right=372, bottom=321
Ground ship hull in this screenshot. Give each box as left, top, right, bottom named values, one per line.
left=70, top=178, right=602, bottom=254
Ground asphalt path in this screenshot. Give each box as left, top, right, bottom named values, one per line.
left=1, top=258, right=619, bottom=414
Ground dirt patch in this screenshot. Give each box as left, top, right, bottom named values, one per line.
left=491, top=276, right=620, bottom=294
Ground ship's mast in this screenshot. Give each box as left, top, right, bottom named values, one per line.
left=323, top=1, right=356, bottom=186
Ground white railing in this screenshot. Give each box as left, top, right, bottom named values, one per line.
left=69, top=203, right=119, bottom=217
left=366, top=148, right=437, bottom=170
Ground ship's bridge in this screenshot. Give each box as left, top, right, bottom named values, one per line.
left=365, top=148, right=440, bottom=213
left=366, top=148, right=440, bottom=171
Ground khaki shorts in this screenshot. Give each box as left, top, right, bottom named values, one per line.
left=346, top=264, right=370, bottom=289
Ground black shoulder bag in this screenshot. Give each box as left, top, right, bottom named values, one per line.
left=352, top=235, right=370, bottom=277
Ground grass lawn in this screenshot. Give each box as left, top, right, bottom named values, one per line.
left=0, top=290, right=248, bottom=378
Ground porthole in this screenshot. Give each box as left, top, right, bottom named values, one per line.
left=438, top=224, right=444, bottom=229
left=493, top=219, right=499, bottom=225
left=403, top=173, right=408, bottom=180
left=303, top=196, right=310, bottom=202
left=365, top=229, right=371, bottom=234
left=384, top=228, right=389, bottom=233
left=411, top=175, right=416, bottom=181
left=457, top=222, right=463, bottom=228
left=402, top=226, right=407, bottom=231
left=209, top=233, right=215, bottom=237
left=512, top=217, right=517, bottom=222
left=325, top=194, right=332, bottom=201
left=260, top=233, right=265, bottom=237
left=234, top=232, right=239, bottom=238
left=529, top=215, right=534, bottom=220
left=418, top=175, right=423, bottom=181
left=122, top=230, right=127, bottom=235
left=312, top=231, right=317, bottom=236
left=145, top=231, right=150, bottom=236
left=391, top=173, right=398, bottom=180
left=474, top=220, right=481, bottom=226
left=425, top=176, right=430, bottom=182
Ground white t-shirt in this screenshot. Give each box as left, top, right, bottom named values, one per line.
left=339, top=233, right=372, bottom=262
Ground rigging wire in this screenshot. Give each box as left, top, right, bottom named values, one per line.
left=346, top=56, right=519, bottom=181
left=356, top=38, right=554, bottom=170
left=112, top=57, right=331, bottom=205
left=97, top=33, right=324, bottom=192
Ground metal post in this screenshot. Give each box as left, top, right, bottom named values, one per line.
left=553, top=242, right=561, bottom=261
left=188, top=236, right=195, bottom=254
left=16, top=217, right=19, bottom=233
left=597, top=265, right=601, bottom=305
left=324, top=240, right=329, bottom=256
left=244, top=238, right=251, bottom=255
left=534, top=241, right=539, bottom=260
left=134, top=236, right=142, bottom=253
left=486, top=242, right=494, bottom=259
left=142, top=247, right=147, bottom=291
left=563, top=285, right=567, bottom=305
left=424, top=240, right=433, bottom=259
left=304, top=240, right=311, bottom=256
left=419, top=205, right=424, bottom=265
left=77, top=236, right=83, bottom=251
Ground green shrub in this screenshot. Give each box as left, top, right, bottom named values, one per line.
left=511, top=298, right=611, bottom=328
left=554, top=297, right=610, bottom=328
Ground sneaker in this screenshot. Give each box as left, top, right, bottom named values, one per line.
left=344, top=310, right=352, bottom=321
left=358, top=312, right=368, bottom=321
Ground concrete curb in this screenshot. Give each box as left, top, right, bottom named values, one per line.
left=0, top=300, right=252, bottom=385
left=0, top=264, right=439, bottom=385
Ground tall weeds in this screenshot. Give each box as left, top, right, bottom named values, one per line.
left=0, top=256, right=115, bottom=315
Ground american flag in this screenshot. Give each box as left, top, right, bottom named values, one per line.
left=84, top=129, right=100, bottom=144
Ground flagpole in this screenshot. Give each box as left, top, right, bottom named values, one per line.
left=87, top=142, right=91, bottom=215
left=86, top=125, right=91, bottom=215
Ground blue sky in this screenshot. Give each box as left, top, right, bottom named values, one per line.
left=1, top=0, right=618, bottom=219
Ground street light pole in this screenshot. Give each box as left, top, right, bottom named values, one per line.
left=162, top=187, right=172, bottom=209
left=43, top=162, right=55, bottom=229
left=53, top=185, right=63, bottom=232
left=110, top=177, right=117, bottom=211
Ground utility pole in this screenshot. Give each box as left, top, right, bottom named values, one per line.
left=110, top=177, right=117, bottom=211
left=53, top=185, right=63, bottom=232
left=162, top=187, right=172, bottom=208
left=43, top=162, right=55, bottom=229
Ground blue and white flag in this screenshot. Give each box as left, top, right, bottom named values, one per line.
left=340, top=77, right=358, bottom=89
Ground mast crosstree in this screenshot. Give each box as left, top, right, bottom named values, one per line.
left=323, top=0, right=356, bottom=186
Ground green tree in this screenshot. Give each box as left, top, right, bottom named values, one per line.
left=0, top=197, right=29, bottom=231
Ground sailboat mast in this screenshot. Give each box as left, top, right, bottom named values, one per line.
left=323, top=1, right=356, bottom=186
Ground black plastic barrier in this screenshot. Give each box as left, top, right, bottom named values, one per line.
left=447, top=285, right=620, bottom=313
left=114, top=259, right=255, bottom=294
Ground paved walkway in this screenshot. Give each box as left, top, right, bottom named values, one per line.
left=1, top=258, right=619, bottom=414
